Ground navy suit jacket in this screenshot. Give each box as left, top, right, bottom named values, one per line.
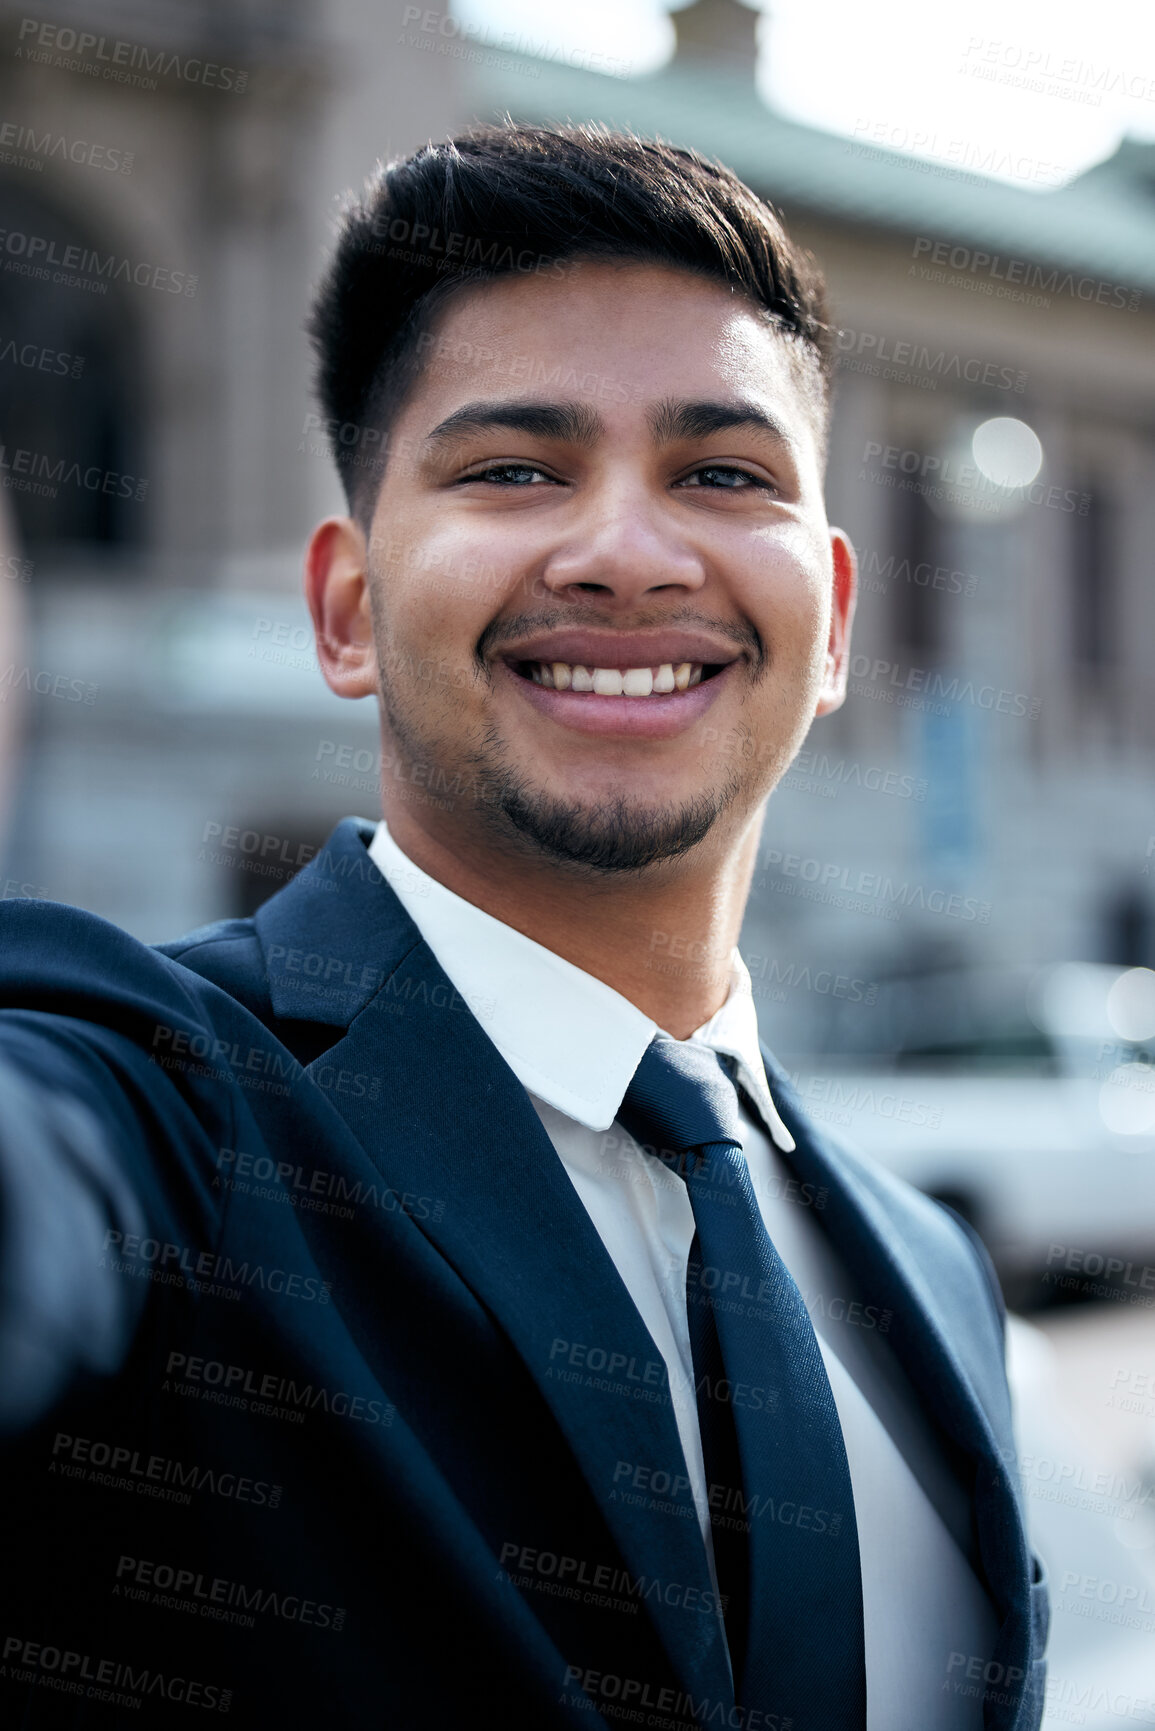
left=0, top=817, right=1047, bottom=1728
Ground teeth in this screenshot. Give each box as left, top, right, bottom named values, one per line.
left=532, top=660, right=704, bottom=694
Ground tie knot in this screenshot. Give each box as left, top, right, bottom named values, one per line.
left=617, top=1038, right=743, bottom=1174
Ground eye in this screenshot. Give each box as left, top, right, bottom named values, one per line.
left=678, top=465, right=773, bottom=491
left=457, top=463, right=558, bottom=486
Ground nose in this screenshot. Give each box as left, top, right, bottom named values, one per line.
left=536, top=483, right=707, bottom=607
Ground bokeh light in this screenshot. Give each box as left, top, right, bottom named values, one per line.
left=971, top=417, right=1044, bottom=489
left=1099, top=1064, right=1155, bottom=1135
left=1106, top=967, right=1155, bottom=1043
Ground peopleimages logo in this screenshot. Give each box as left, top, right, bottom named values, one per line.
left=959, top=37, right=1155, bottom=106
left=0, top=664, right=97, bottom=704
left=115, top=1554, right=346, bottom=1633
left=0, top=116, right=133, bottom=173
left=2, top=1636, right=230, bottom=1713
left=846, top=120, right=1067, bottom=189
left=0, top=228, right=195, bottom=295
left=101, top=1226, right=334, bottom=1306
left=1057, top=1570, right=1155, bottom=1633
left=51, top=1429, right=282, bottom=1510
left=909, top=237, right=1141, bottom=311
left=164, top=1350, right=396, bottom=1429
left=497, top=1541, right=723, bottom=1616
left=376, top=224, right=569, bottom=280
left=15, top=18, right=249, bottom=93
left=782, top=749, right=927, bottom=802
left=758, top=849, right=991, bottom=924
left=559, top=1667, right=790, bottom=1730
left=0, top=442, right=146, bottom=501
left=789, top=1070, right=942, bottom=1129
left=836, top=324, right=1027, bottom=392
left=399, top=6, right=634, bottom=78
left=854, top=545, right=980, bottom=599
left=847, top=654, right=1041, bottom=719
left=860, top=440, right=1090, bottom=516
left=0, top=335, right=83, bottom=377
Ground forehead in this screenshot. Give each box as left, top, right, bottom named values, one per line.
left=397, top=259, right=821, bottom=450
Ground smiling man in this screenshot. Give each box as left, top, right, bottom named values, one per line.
left=0, top=125, right=1044, bottom=1730
left=307, top=248, right=845, bottom=1036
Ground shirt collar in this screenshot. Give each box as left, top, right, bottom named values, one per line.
left=367, top=818, right=794, bottom=1150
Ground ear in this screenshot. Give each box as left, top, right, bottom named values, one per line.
left=304, top=517, right=378, bottom=700
left=814, top=529, right=857, bottom=717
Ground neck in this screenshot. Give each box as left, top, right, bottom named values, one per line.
left=379, top=796, right=764, bottom=1040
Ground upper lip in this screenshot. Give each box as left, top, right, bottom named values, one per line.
left=497, top=630, right=745, bottom=669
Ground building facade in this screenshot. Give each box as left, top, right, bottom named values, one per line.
left=1, top=0, right=1152, bottom=1055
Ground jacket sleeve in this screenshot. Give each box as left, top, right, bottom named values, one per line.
left=0, top=1046, right=152, bottom=1429
left=0, top=905, right=241, bottom=1433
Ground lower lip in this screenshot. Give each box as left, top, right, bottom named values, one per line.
left=499, top=660, right=736, bottom=738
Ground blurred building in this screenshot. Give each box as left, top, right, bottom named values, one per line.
left=0, top=0, right=1153, bottom=1056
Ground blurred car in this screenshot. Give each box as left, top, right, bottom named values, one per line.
left=785, top=963, right=1155, bottom=1302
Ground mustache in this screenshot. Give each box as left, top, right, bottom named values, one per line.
left=475, top=606, right=765, bottom=672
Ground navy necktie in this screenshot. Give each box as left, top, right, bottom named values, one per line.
left=617, top=1038, right=866, bottom=1730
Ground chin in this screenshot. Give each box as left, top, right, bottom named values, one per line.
left=490, top=782, right=737, bottom=875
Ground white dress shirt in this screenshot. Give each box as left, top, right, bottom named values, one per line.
left=368, top=818, right=998, bottom=1727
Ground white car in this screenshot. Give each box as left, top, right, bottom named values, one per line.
left=784, top=964, right=1155, bottom=1306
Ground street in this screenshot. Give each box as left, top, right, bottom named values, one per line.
left=1008, top=1304, right=1155, bottom=1725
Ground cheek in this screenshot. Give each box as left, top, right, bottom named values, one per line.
left=741, top=532, right=831, bottom=655
left=369, top=563, right=499, bottom=717
left=381, top=519, right=528, bottom=634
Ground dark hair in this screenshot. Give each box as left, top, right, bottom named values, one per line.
left=307, top=121, right=832, bottom=521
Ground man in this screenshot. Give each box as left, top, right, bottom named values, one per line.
left=0, top=123, right=1046, bottom=1728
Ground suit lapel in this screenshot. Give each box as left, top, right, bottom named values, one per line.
left=761, top=1045, right=1035, bottom=1716
left=254, top=822, right=731, bottom=1705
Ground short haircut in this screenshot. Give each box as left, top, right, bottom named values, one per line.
left=307, top=121, right=832, bottom=522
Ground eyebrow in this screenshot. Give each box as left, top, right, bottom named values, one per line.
left=421, top=396, right=796, bottom=454
left=648, top=397, right=795, bottom=450
left=423, top=400, right=604, bottom=449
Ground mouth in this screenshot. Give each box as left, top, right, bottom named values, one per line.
left=497, top=648, right=739, bottom=740
left=512, top=659, right=721, bottom=696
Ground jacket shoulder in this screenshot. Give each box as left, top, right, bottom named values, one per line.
left=821, top=1123, right=1006, bottom=1327
left=0, top=897, right=214, bottom=1013
left=0, top=899, right=274, bottom=1049
left=154, top=917, right=271, bottom=1021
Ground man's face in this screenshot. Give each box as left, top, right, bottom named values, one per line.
left=360, top=260, right=853, bottom=874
